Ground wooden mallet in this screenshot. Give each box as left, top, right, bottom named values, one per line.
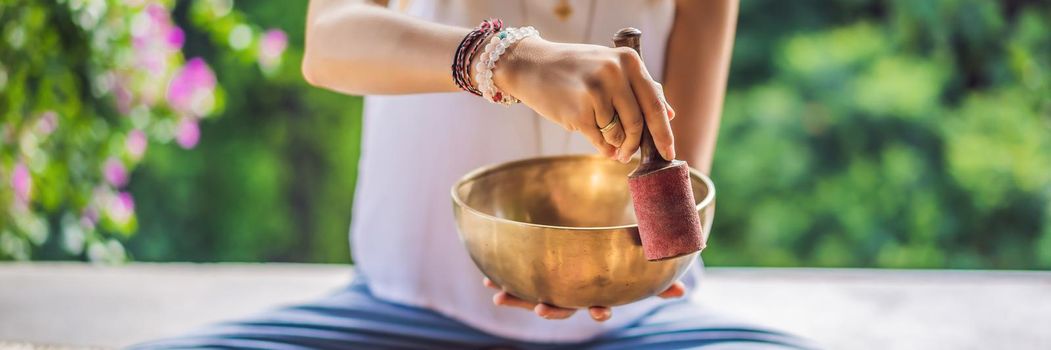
left=613, top=28, right=705, bottom=261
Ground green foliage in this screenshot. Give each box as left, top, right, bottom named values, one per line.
left=124, top=1, right=360, bottom=263
left=705, top=0, right=1051, bottom=269
left=0, top=0, right=285, bottom=262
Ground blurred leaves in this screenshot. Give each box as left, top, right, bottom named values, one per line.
left=123, top=1, right=360, bottom=263
left=0, top=0, right=286, bottom=262
left=706, top=0, right=1051, bottom=269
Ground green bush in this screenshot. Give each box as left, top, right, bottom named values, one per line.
left=0, top=0, right=291, bottom=262
left=124, top=1, right=361, bottom=263
left=705, top=0, right=1051, bottom=268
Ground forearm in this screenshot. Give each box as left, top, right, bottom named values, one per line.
left=302, top=0, right=468, bottom=95
left=663, top=0, right=738, bottom=174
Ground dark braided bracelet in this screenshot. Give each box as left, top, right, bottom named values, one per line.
left=452, top=29, right=481, bottom=93
left=452, top=19, right=503, bottom=96
left=452, top=19, right=501, bottom=95
left=462, top=26, right=499, bottom=95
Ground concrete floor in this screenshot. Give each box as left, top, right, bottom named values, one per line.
left=1, top=263, right=1049, bottom=349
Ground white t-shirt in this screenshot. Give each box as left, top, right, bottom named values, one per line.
left=351, top=0, right=701, bottom=342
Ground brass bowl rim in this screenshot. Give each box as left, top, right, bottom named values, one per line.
left=450, top=154, right=715, bottom=231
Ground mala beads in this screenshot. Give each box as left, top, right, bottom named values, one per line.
left=474, top=26, right=539, bottom=105
left=452, top=19, right=540, bottom=105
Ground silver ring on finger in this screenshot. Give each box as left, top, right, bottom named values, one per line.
left=599, top=114, right=620, bottom=134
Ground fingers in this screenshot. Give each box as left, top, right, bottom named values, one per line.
left=487, top=278, right=539, bottom=311
left=611, top=78, right=645, bottom=164
left=584, top=48, right=675, bottom=162
left=493, top=291, right=538, bottom=310
left=592, top=95, right=625, bottom=150
left=534, top=303, right=576, bottom=320
left=493, top=294, right=576, bottom=320
left=588, top=306, right=612, bottom=322
left=653, top=81, right=675, bottom=121
left=581, top=118, right=617, bottom=159
left=625, top=70, right=675, bottom=160
left=483, top=277, right=499, bottom=290
left=486, top=278, right=676, bottom=324
left=492, top=291, right=578, bottom=320
left=658, top=281, right=687, bottom=299
left=486, top=278, right=534, bottom=310
left=486, top=277, right=579, bottom=320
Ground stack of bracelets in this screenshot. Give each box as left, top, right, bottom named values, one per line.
left=451, top=19, right=540, bottom=106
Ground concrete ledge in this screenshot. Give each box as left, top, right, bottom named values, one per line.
left=1, top=263, right=1049, bottom=349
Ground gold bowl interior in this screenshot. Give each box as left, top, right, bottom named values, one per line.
left=451, top=155, right=714, bottom=308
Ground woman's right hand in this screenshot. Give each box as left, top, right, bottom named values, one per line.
left=488, top=37, right=676, bottom=163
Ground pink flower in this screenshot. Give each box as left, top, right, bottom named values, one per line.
left=146, top=3, right=168, bottom=22
left=126, top=129, right=148, bottom=159
left=143, top=50, right=169, bottom=76
left=119, top=192, right=135, bottom=210
left=11, top=162, right=31, bottom=203
left=103, top=158, right=128, bottom=188
left=36, top=111, right=58, bottom=135
left=82, top=207, right=99, bottom=231
left=259, top=29, right=288, bottom=68
left=167, top=58, right=217, bottom=116
left=115, top=89, right=132, bottom=113
left=175, top=118, right=200, bottom=149
left=132, top=4, right=179, bottom=74
left=167, top=26, right=185, bottom=50
left=107, top=191, right=136, bottom=225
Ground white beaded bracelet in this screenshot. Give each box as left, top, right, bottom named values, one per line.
left=474, top=26, right=539, bottom=105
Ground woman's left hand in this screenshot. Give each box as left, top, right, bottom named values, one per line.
left=482, top=277, right=687, bottom=321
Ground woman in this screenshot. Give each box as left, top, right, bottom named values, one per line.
left=137, top=0, right=810, bottom=348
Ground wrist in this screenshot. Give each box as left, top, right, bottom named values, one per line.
left=490, top=36, right=543, bottom=98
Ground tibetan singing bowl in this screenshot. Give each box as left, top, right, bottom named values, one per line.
left=451, top=155, right=715, bottom=308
